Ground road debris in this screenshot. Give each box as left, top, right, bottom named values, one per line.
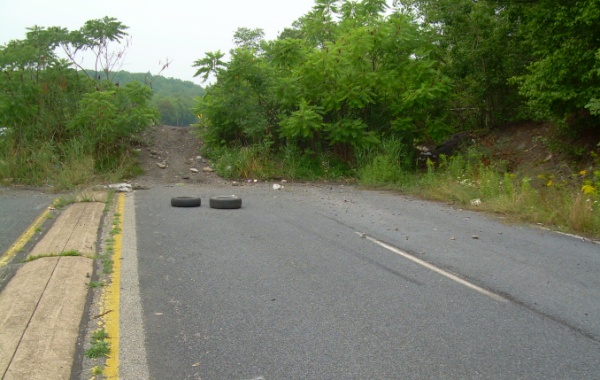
left=108, top=183, right=132, bottom=192
left=470, top=198, right=482, bottom=206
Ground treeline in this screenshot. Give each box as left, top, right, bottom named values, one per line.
left=93, top=71, right=205, bottom=126
left=194, top=0, right=599, bottom=164
left=0, top=17, right=158, bottom=186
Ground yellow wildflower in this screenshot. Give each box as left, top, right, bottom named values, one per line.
left=582, top=184, right=597, bottom=195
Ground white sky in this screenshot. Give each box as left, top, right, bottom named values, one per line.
left=0, top=0, right=316, bottom=85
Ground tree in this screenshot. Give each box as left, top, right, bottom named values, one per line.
left=508, top=0, right=600, bottom=130
left=61, top=16, right=130, bottom=81
left=192, top=50, right=226, bottom=82
left=233, top=27, right=265, bottom=51
left=195, top=0, right=452, bottom=159
left=398, top=0, right=527, bottom=129
left=0, top=17, right=158, bottom=183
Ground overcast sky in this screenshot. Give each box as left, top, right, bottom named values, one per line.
left=0, top=0, right=317, bottom=85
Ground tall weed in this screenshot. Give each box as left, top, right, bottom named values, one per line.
left=356, top=137, right=413, bottom=187
left=207, top=143, right=351, bottom=181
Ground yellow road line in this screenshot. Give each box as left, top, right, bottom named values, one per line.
left=103, top=193, right=124, bottom=379
left=0, top=201, right=56, bottom=268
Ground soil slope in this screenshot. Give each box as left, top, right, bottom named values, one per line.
left=133, top=125, right=227, bottom=187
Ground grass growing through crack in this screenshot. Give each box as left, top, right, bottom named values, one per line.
left=24, top=250, right=82, bottom=262
left=91, top=366, right=103, bottom=376
left=95, top=192, right=119, bottom=275
left=87, top=281, right=104, bottom=288
left=109, top=212, right=122, bottom=236
left=53, top=195, right=77, bottom=209
left=104, top=190, right=115, bottom=212
left=100, top=233, right=116, bottom=275
left=83, top=191, right=118, bottom=376
left=85, top=329, right=110, bottom=359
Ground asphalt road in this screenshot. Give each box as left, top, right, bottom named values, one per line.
left=122, top=183, right=600, bottom=379
left=0, top=188, right=55, bottom=287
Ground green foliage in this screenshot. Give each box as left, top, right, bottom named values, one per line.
left=510, top=0, right=600, bottom=128
left=195, top=1, right=452, bottom=166
left=85, top=329, right=110, bottom=359
left=64, top=16, right=129, bottom=80
left=96, top=71, right=205, bottom=126
left=193, top=50, right=226, bottom=82
left=400, top=0, right=527, bottom=129
left=204, top=141, right=351, bottom=181
left=191, top=0, right=599, bottom=205
left=233, top=27, right=265, bottom=51
left=280, top=99, right=324, bottom=140
left=68, top=81, right=158, bottom=170
left=0, top=18, right=157, bottom=187
left=356, top=137, right=414, bottom=186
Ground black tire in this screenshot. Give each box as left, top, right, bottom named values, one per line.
left=209, top=195, right=242, bottom=209
left=171, top=196, right=201, bottom=207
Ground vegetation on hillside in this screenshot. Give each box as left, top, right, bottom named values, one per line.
left=0, top=17, right=158, bottom=187
left=195, top=0, right=599, bottom=155
left=193, top=0, right=599, bottom=236
left=94, top=71, right=204, bottom=126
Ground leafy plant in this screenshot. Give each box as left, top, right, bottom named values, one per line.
left=0, top=17, right=158, bottom=187
left=85, top=329, right=110, bottom=359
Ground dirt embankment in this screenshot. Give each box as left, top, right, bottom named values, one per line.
left=132, top=123, right=599, bottom=190
left=132, top=125, right=228, bottom=187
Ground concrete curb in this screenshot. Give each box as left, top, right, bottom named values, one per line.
left=0, top=199, right=105, bottom=379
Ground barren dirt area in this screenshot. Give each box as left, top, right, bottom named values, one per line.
left=132, top=125, right=228, bottom=188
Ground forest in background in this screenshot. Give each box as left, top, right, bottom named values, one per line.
left=97, top=71, right=205, bottom=126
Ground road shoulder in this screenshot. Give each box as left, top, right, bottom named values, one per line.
left=0, top=198, right=105, bottom=379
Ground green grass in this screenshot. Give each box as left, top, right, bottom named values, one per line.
left=91, top=366, right=103, bottom=376
left=87, top=281, right=104, bottom=288
left=203, top=140, right=599, bottom=237
left=0, top=135, right=144, bottom=190
left=99, top=208, right=121, bottom=275
left=358, top=152, right=600, bottom=238
left=206, top=143, right=352, bottom=181
left=85, top=329, right=110, bottom=359
left=53, top=196, right=77, bottom=209
left=24, top=250, right=83, bottom=262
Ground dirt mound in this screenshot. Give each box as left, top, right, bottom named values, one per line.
left=478, top=122, right=598, bottom=188
left=133, top=125, right=227, bottom=187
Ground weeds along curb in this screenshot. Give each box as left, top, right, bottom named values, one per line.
left=100, top=192, right=124, bottom=378
left=79, top=191, right=123, bottom=378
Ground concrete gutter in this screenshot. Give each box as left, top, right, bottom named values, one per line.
left=0, top=195, right=106, bottom=380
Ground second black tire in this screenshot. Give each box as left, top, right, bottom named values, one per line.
left=209, top=195, right=242, bottom=209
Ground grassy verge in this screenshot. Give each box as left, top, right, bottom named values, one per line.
left=207, top=142, right=600, bottom=238
left=205, top=143, right=353, bottom=181
left=361, top=151, right=600, bottom=238
left=0, top=138, right=143, bottom=190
